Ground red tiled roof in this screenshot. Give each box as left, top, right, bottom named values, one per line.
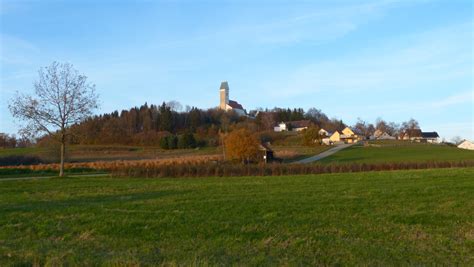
left=228, top=100, right=244, bottom=110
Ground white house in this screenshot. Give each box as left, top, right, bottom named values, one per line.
left=458, top=140, right=474, bottom=150
left=274, top=122, right=288, bottom=132
left=421, top=132, right=440, bottom=143
left=274, top=120, right=312, bottom=132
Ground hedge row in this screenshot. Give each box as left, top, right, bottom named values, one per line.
left=110, top=160, right=474, bottom=178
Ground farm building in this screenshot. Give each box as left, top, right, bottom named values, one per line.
left=421, top=132, right=440, bottom=143
left=373, top=130, right=395, bottom=140
left=400, top=129, right=440, bottom=143
left=457, top=140, right=474, bottom=150
left=400, top=129, right=423, bottom=141
left=274, top=120, right=312, bottom=132
left=259, top=143, right=274, bottom=163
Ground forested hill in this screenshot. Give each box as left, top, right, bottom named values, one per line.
left=61, top=102, right=346, bottom=146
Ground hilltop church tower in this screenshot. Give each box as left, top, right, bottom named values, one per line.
left=219, top=81, right=229, bottom=110
left=218, top=81, right=246, bottom=116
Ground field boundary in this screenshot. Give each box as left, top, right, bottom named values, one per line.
left=111, top=160, right=474, bottom=178
left=0, top=173, right=110, bottom=182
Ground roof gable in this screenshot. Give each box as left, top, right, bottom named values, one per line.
left=421, top=132, right=439, bottom=138
left=342, top=127, right=354, bottom=135
left=228, top=100, right=244, bottom=110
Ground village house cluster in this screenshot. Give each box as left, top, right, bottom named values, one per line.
left=216, top=81, right=474, bottom=149
left=274, top=120, right=441, bottom=145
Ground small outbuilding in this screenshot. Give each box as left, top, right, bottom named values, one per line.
left=274, top=120, right=312, bottom=132
left=259, top=143, right=274, bottom=163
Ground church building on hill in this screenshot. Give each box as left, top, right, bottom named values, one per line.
left=219, top=81, right=246, bottom=116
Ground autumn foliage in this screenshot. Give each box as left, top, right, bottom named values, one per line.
left=224, top=128, right=260, bottom=163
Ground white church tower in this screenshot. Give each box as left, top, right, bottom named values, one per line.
left=218, top=81, right=246, bottom=116
left=219, top=81, right=229, bottom=110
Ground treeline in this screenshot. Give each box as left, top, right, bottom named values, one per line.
left=0, top=133, right=32, bottom=148
left=61, top=102, right=348, bottom=147
left=7, top=100, right=425, bottom=148
left=352, top=117, right=420, bottom=137
left=67, top=102, right=242, bottom=147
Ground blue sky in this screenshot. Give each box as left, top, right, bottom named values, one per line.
left=1, top=0, right=473, bottom=140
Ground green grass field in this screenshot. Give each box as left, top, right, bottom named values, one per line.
left=1, top=168, right=473, bottom=265
left=320, top=142, right=473, bottom=164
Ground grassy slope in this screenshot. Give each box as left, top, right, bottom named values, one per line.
left=1, top=168, right=473, bottom=265
left=273, top=145, right=329, bottom=163
left=320, top=142, right=474, bottom=164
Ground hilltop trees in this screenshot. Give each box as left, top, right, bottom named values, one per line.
left=354, top=118, right=375, bottom=137
left=0, top=133, right=17, bottom=148
left=401, top=118, right=420, bottom=131
left=9, top=62, right=98, bottom=176
left=59, top=104, right=354, bottom=147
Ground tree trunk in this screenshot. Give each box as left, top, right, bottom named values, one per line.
left=59, top=134, right=65, bottom=177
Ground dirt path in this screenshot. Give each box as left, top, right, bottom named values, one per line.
left=295, top=143, right=354, bottom=164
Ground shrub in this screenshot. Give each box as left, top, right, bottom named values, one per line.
left=302, top=126, right=321, bottom=146
left=178, top=132, right=197, bottom=149
left=159, top=137, right=169, bottom=149
left=0, top=155, right=45, bottom=166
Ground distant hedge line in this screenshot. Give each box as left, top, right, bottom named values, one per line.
left=0, top=155, right=45, bottom=166
left=110, top=160, right=474, bottom=178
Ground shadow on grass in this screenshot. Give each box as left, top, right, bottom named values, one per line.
left=0, top=190, right=187, bottom=213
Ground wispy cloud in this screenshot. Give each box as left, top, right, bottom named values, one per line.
left=429, top=91, right=473, bottom=108
left=0, top=34, right=40, bottom=65
left=366, top=90, right=473, bottom=112
left=257, top=21, right=472, bottom=99
left=153, top=0, right=401, bottom=50
left=241, top=0, right=397, bottom=45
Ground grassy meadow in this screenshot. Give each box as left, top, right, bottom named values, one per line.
left=321, top=141, right=474, bottom=164
left=1, top=168, right=473, bottom=265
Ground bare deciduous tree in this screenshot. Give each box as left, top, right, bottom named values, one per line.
left=451, top=136, right=462, bottom=145
left=9, top=62, right=99, bottom=176
left=166, top=100, right=183, bottom=112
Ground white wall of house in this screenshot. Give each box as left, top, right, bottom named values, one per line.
left=426, top=138, right=440, bottom=144
left=274, top=122, right=287, bottom=132
left=322, top=138, right=331, bottom=145
left=294, top=127, right=307, bottom=132
left=458, top=140, right=474, bottom=150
